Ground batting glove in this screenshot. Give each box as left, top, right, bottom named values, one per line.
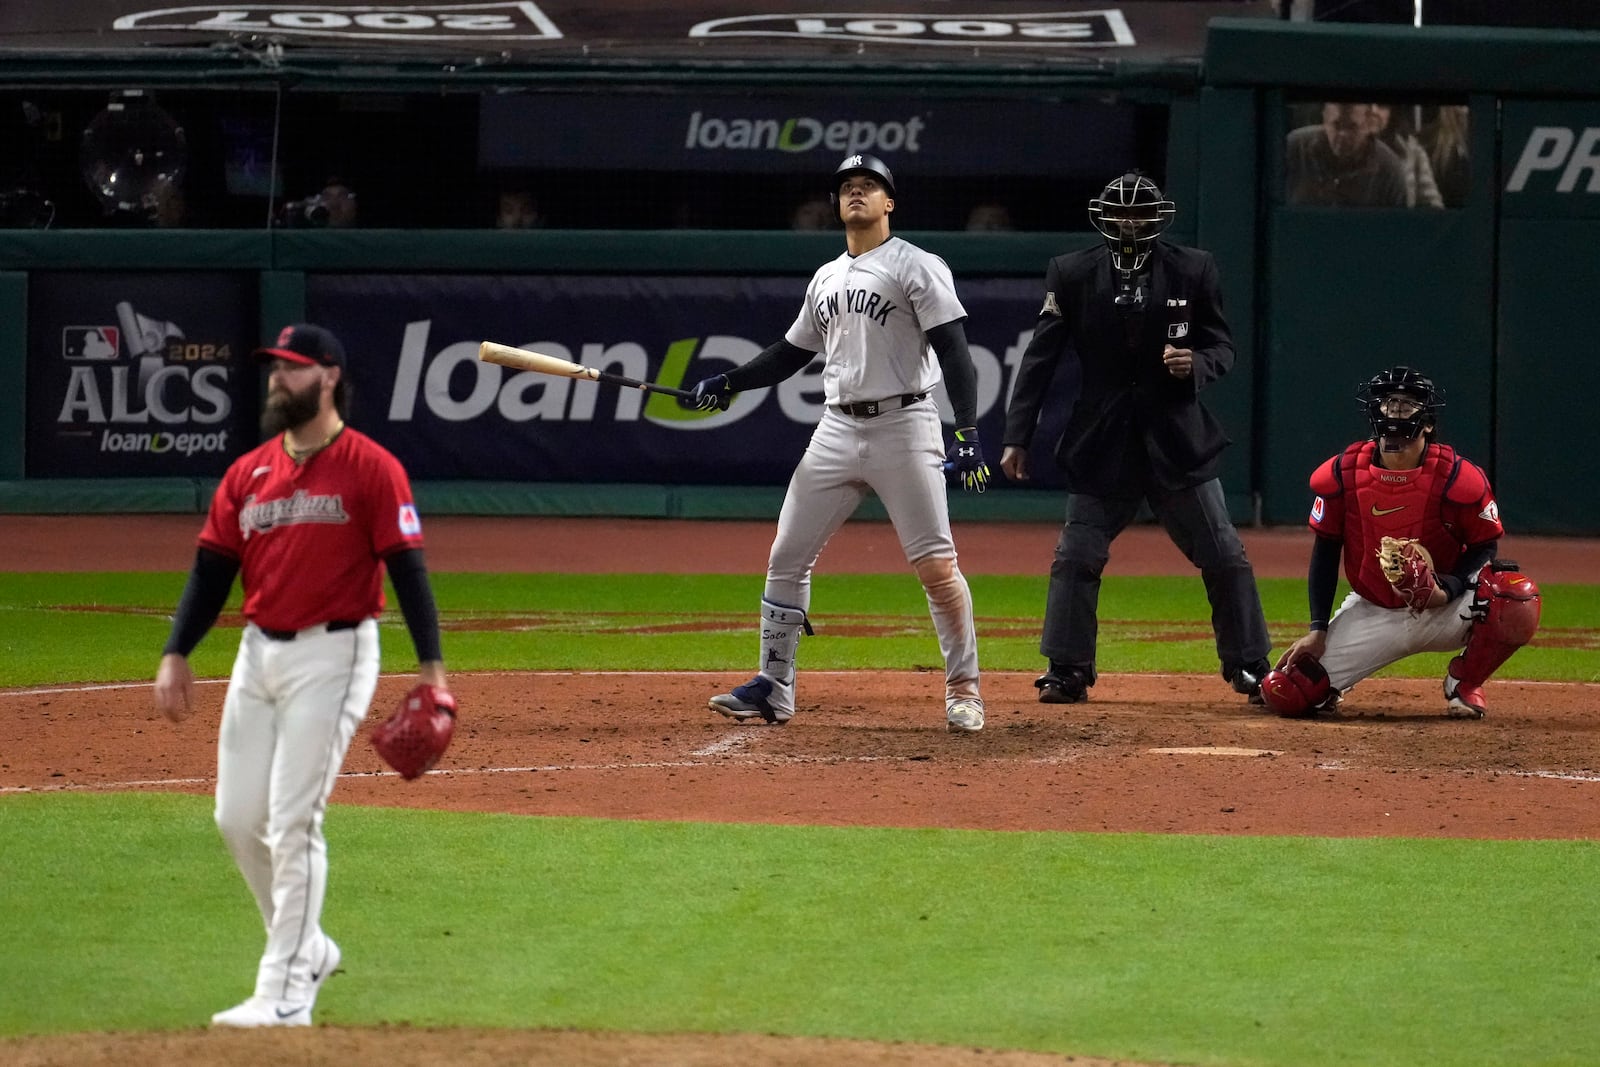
left=944, top=426, right=991, bottom=493
left=681, top=374, right=733, bottom=412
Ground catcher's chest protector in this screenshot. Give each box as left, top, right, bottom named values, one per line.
left=1343, top=442, right=1463, bottom=575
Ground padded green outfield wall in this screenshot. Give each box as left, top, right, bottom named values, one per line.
left=1203, top=18, right=1600, bottom=535
left=7, top=19, right=1600, bottom=533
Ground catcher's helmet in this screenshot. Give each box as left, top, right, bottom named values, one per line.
left=1360, top=365, right=1444, bottom=442
left=829, top=153, right=896, bottom=208
left=1088, top=172, right=1175, bottom=273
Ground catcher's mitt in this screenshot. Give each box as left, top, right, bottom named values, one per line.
left=1376, top=535, right=1437, bottom=612
left=371, top=683, right=456, bottom=780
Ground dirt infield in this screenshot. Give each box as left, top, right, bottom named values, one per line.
left=3, top=516, right=1597, bottom=1066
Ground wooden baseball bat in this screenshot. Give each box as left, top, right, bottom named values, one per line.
left=478, top=341, right=694, bottom=401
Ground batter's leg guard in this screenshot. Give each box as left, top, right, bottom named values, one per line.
left=1259, top=658, right=1334, bottom=718
left=1444, top=562, right=1541, bottom=719
left=709, top=598, right=806, bottom=724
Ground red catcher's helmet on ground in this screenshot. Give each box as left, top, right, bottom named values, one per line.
left=1088, top=172, right=1175, bottom=273
left=829, top=153, right=896, bottom=208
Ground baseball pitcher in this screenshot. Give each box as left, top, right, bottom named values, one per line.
left=153, top=323, right=451, bottom=1027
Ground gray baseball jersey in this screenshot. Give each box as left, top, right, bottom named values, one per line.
left=786, top=236, right=966, bottom=404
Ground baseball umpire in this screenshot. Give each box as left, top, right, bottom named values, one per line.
left=681, top=153, right=990, bottom=733
left=1259, top=366, right=1541, bottom=718
left=153, top=323, right=451, bottom=1027
left=1000, top=171, right=1273, bottom=706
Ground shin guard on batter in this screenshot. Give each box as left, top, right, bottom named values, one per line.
left=756, top=596, right=806, bottom=705
left=1444, top=562, right=1541, bottom=718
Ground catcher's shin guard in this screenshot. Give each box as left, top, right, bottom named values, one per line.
left=1448, top=561, right=1542, bottom=691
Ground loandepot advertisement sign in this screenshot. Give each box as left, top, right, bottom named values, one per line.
left=307, top=272, right=1066, bottom=486
left=25, top=272, right=257, bottom=477
left=1501, top=100, right=1600, bottom=217
left=479, top=92, right=1136, bottom=177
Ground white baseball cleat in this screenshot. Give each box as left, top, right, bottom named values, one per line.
left=946, top=699, right=984, bottom=734
left=210, top=995, right=313, bottom=1028
left=311, top=935, right=341, bottom=1005
left=210, top=934, right=340, bottom=1028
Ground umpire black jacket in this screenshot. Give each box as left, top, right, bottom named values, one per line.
left=1002, top=239, right=1236, bottom=497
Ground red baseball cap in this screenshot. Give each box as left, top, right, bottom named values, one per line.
left=255, top=323, right=346, bottom=368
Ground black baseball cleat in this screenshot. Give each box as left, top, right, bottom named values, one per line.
left=1035, top=669, right=1088, bottom=704
left=1228, top=660, right=1272, bottom=706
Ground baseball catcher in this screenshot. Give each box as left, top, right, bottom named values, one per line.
left=1259, top=366, right=1540, bottom=719
left=372, top=683, right=458, bottom=780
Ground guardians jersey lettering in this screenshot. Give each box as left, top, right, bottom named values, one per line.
left=199, top=427, right=424, bottom=633
left=238, top=489, right=350, bottom=539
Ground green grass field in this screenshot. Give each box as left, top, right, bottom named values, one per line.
left=2, top=571, right=1598, bottom=1065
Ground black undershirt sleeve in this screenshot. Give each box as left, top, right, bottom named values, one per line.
left=1307, top=535, right=1342, bottom=630
left=1441, top=539, right=1497, bottom=602
left=162, top=547, right=240, bottom=656
left=385, top=547, right=444, bottom=663
left=722, top=340, right=816, bottom=392
left=926, top=319, right=978, bottom=428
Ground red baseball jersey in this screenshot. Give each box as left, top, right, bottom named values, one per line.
left=199, top=427, right=425, bottom=632
left=1308, top=440, right=1502, bottom=608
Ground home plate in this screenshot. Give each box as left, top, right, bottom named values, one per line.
left=1148, top=746, right=1283, bottom=757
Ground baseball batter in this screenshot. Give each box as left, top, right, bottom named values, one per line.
left=682, top=153, right=991, bottom=733
left=1260, top=366, right=1541, bottom=717
left=154, top=323, right=449, bottom=1027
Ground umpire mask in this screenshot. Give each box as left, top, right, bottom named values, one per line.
left=1088, top=173, right=1175, bottom=274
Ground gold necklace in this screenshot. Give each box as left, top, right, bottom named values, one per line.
left=284, top=421, right=344, bottom=462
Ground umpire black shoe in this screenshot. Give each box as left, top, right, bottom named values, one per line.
left=1035, top=669, right=1088, bottom=704
left=1228, top=660, right=1271, bottom=706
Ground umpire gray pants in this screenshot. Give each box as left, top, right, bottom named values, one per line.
left=1040, top=478, right=1270, bottom=684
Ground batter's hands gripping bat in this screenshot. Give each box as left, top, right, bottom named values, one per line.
left=478, top=342, right=693, bottom=401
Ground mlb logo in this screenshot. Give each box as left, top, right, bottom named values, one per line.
left=1167, top=322, right=1189, bottom=340
left=62, top=326, right=120, bottom=360
left=1310, top=496, right=1325, bottom=523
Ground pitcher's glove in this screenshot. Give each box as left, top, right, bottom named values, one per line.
left=1376, top=536, right=1437, bottom=612
left=372, top=683, right=457, bottom=780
